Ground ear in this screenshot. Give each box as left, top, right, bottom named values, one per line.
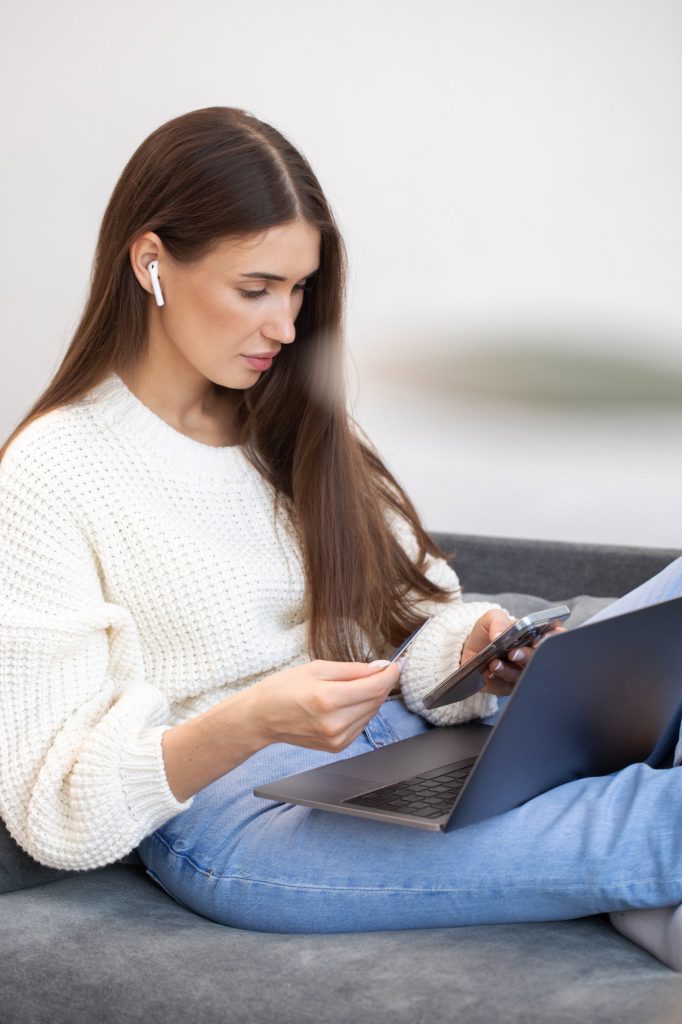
left=129, top=231, right=165, bottom=296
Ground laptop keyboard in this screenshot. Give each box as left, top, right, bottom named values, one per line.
left=341, top=758, right=476, bottom=819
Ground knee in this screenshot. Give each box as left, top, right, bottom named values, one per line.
left=666, top=554, right=682, bottom=576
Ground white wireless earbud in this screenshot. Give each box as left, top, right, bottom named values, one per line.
left=148, top=260, right=165, bottom=307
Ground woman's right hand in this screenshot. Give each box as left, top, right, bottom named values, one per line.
left=250, top=659, right=404, bottom=753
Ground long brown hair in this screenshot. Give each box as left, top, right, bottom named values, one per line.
left=0, top=106, right=458, bottom=661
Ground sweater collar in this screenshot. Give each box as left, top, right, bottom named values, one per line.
left=80, top=372, right=252, bottom=479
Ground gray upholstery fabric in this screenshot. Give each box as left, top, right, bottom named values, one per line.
left=0, top=865, right=681, bottom=1024
left=432, top=531, right=681, bottom=600
left=0, top=815, right=144, bottom=892
left=0, top=818, right=83, bottom=895
left=465, top=591, right=617, bottom=628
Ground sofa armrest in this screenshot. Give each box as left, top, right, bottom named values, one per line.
left=428, top=532, right=681, bottom=601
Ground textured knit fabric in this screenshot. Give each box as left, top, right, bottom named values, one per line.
left=0, top=371, right=501, bottom=872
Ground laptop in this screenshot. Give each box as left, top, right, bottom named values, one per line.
left=254, top=595, right=682, bottom=831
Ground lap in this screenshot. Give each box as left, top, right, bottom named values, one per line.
left=138, top=699, right=682, bottom=932
left=143, top=698, right=434, bottom=868
left=138, top=560, right=682, bottom=931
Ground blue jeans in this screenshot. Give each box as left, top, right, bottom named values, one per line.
left=138, top=556, right=682, bottom=933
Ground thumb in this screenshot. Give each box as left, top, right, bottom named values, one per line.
left=469, top=610, right=515, bottom=651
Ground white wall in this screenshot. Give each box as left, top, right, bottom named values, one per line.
left=2, top=0, right=681, bottom=547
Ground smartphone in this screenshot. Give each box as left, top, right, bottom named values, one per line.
left=422, top=605, right=570, bottom=710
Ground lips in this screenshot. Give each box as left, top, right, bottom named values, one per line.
left=243, top=354, right=276, bottom=371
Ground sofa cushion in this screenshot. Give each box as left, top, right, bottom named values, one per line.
left=0, top=816, right=141, bottom=895
left=465, top=591, right=617, bottom=628
left=0, top=818, right=81, bottom=895
left=1, top=864, right=681, bottom=1024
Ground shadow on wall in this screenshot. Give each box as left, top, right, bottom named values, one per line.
left=364, top=331, right=682, bottom=411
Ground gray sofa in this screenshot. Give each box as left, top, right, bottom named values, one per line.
left=2, top=531, right=682, bottom=1024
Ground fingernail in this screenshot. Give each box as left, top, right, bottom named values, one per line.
left=367, top=659, right=390, bottom=667
left=491, top=660, right=503, bottom=672
left=509, top=650, right=524, bottom=662
left=396, top=656, right=407, bottom=672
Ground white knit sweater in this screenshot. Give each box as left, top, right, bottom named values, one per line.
left=0, top=372, right=501, bottom=871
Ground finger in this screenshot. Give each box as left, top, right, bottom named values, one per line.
left=488, top=611, right=517, bottom=642
left=337, top=717, right=379, bottom=751
left=467, top=610, right=515, bottom=654
left=531, top=625, right=567, bottom=648
left=544, top=625, right=567, bottom=638
left=349, top=699, right=390, bottom=735
left=485, top=660, right=521, bottom=686
left=506, top=644, right=533, bottom=666
left=315, top=659, right=400, bottom=681
left=327, top=667, right=402, bottom=708
left=482, top=676, right=515, bottom=697
left=325, top=697, right=390, bottom=744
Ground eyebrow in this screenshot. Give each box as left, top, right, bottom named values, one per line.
left=239, top=268, right=319, bottom=282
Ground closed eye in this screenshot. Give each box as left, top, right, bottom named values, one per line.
left=240, top=284, right=313, bottom=300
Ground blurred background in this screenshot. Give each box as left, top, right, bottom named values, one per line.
left=1, top=0, right=681, bottom=547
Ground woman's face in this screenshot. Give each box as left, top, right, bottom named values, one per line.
left=131, top=218, right=321, bottom=390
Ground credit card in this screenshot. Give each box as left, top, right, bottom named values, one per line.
left=388, top=616, right=433, bottom=662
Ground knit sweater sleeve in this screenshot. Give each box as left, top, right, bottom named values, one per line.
left=385, top=511, right=508, bottom=726
left=0, top=429, right=193, bottom=871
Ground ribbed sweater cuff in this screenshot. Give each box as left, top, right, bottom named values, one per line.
left=120, top=725, right=194, bottom=833
left=429, top=606, right=500, bottom=725
left=400, top=599, right=503, bottom=726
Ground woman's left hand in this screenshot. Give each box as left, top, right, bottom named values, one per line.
left=460, top=610, right=567, bottom=697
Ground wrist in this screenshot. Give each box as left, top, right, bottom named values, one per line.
left=245, top=682, right=274, bottom=749
left=215, top=685, right=271, bottom=754
left=161, top=686, right=271, bottom=803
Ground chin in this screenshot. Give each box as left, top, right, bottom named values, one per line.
left=206, top=366, right=247, bottom=389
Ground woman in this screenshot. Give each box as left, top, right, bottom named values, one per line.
left=0, top=107, right=681, bottom=966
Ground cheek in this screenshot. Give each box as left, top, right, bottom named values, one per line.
left=183, top=285, right=251, bottom=337
left=207, top=295, right=245, bottom=329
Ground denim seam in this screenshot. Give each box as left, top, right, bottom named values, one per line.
left=149, top=832, right=682, bottom=895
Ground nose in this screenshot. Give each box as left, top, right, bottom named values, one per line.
left=262, top=299, right=297, bottom=346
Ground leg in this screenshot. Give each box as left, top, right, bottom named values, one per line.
left=138, top=699, right=682, bottom=935
left=578, top=554, right=682, bottom=769
left=570, top=552, right=682, bottom=970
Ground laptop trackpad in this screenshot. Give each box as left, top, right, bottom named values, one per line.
left=255, top=769, right=388, bottom=804
left=253, top=723, right=490, bottom=805
left=338, top=721, right=491, bottom=785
